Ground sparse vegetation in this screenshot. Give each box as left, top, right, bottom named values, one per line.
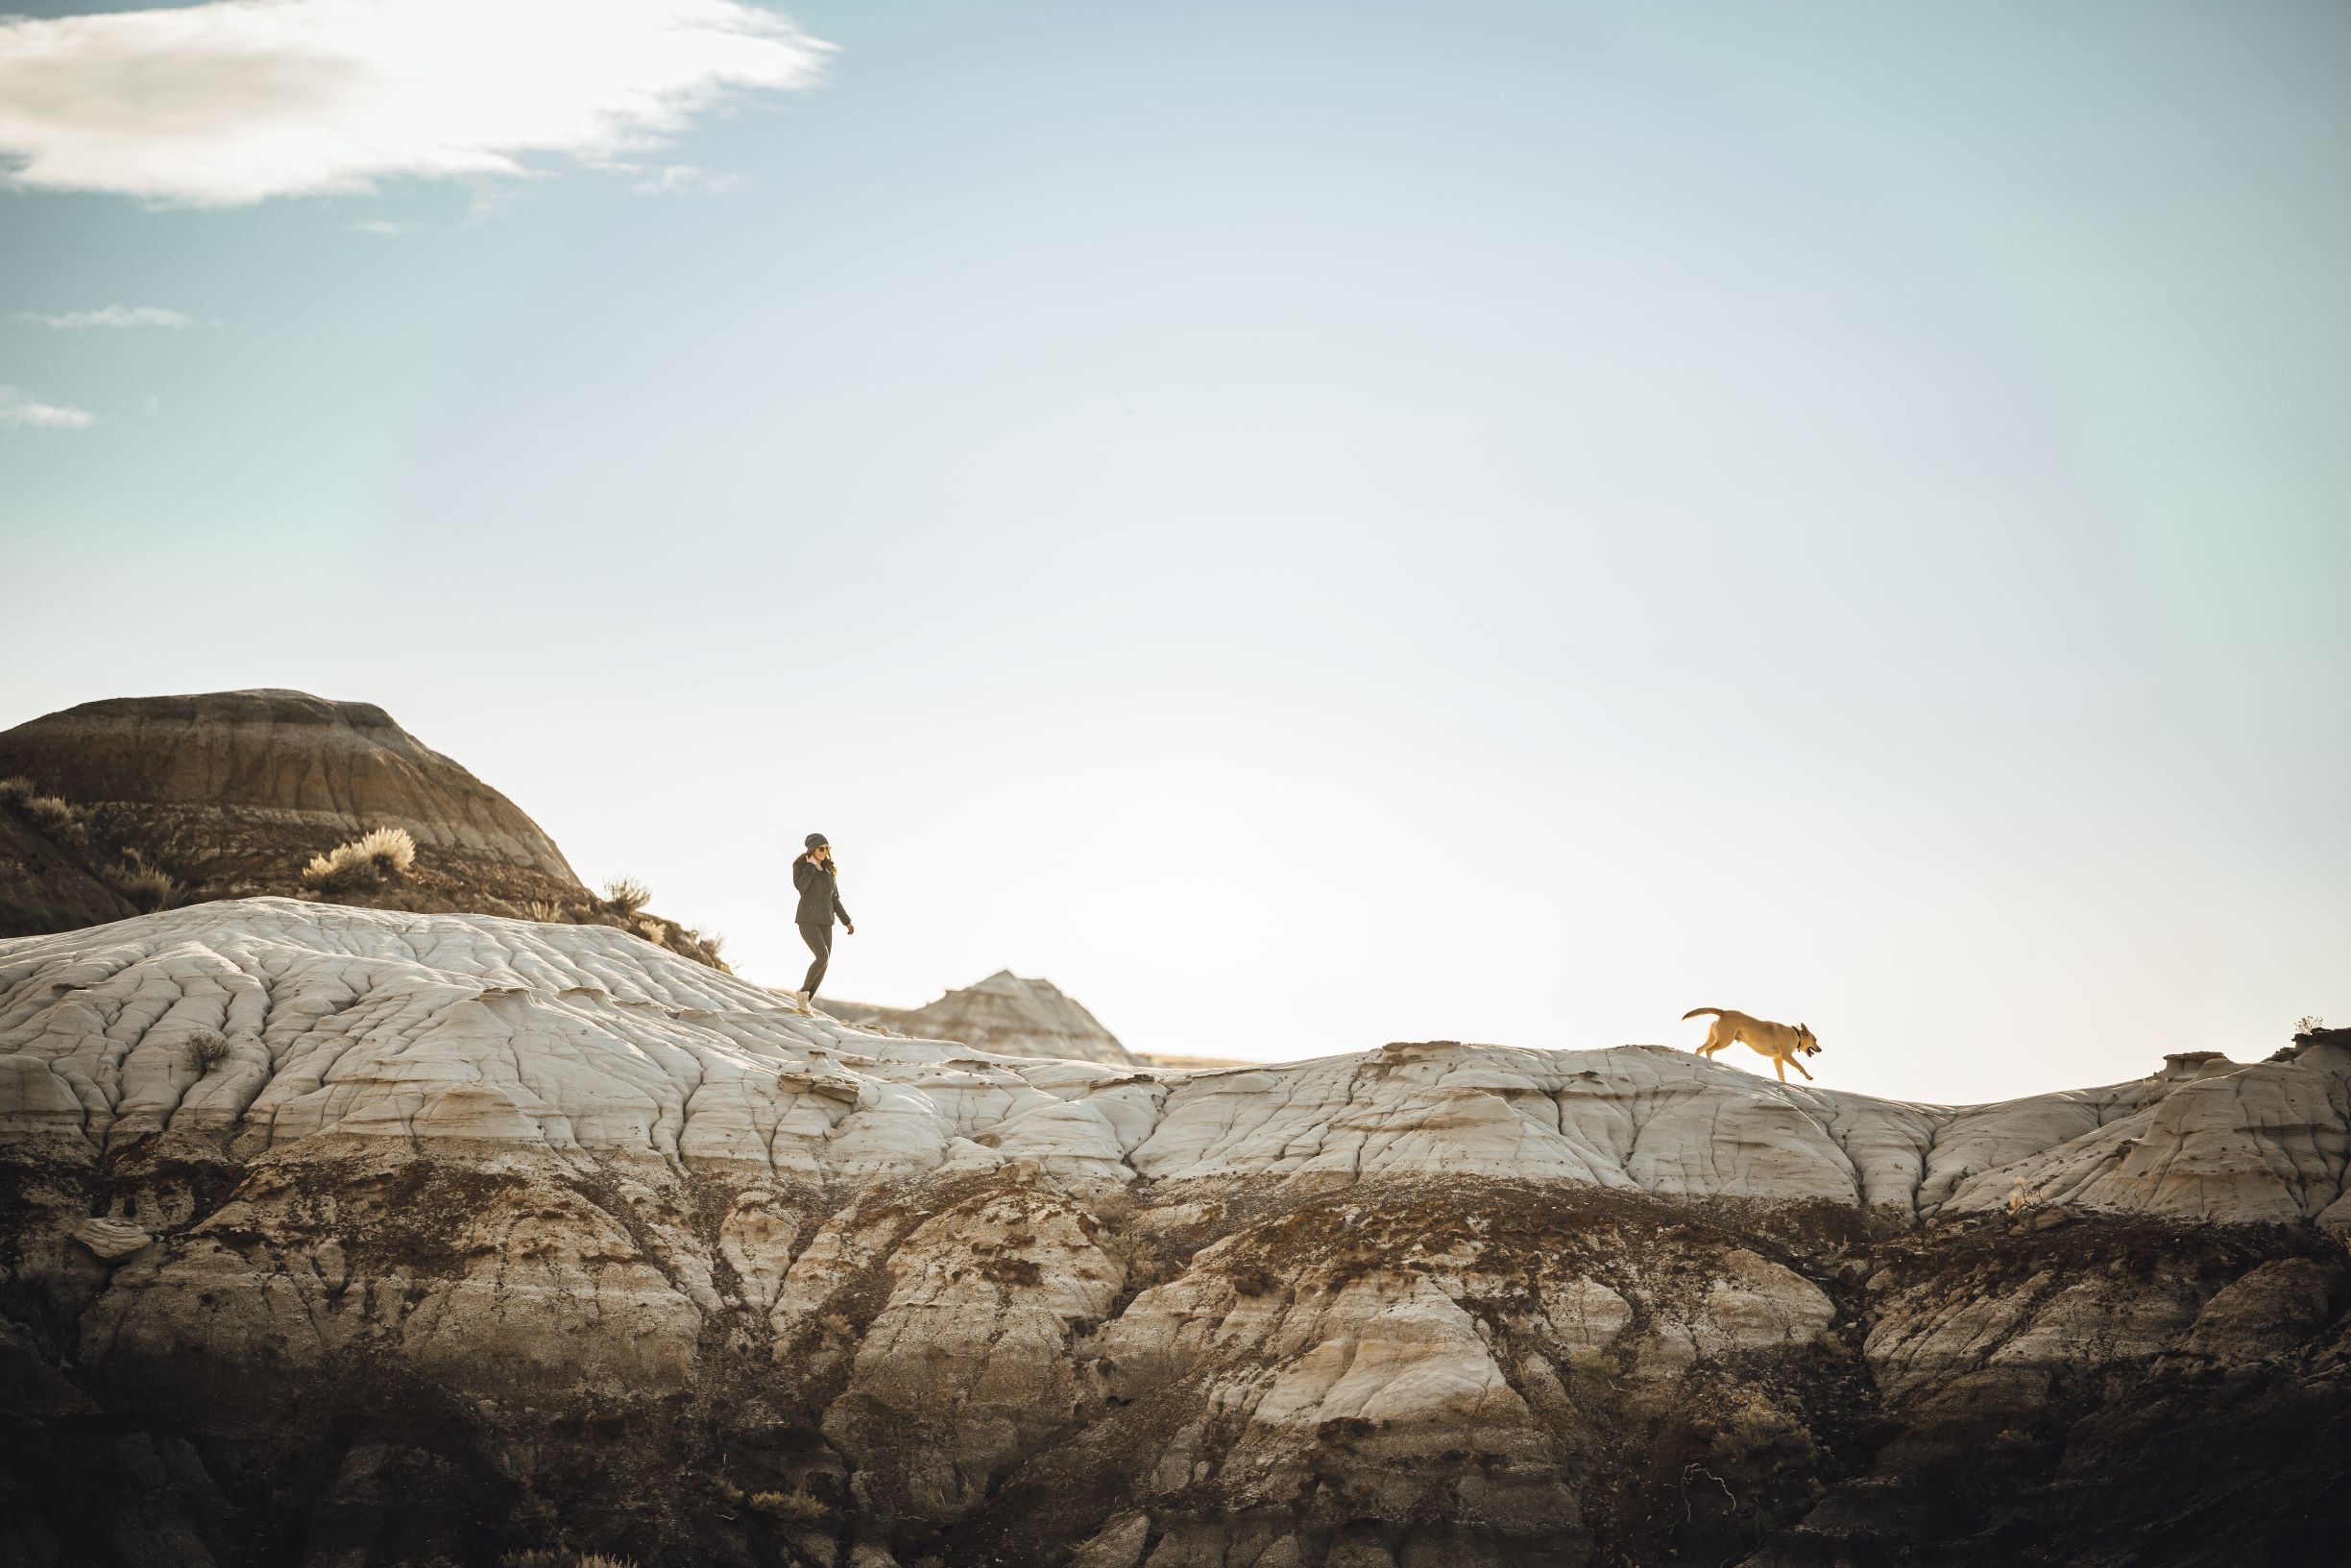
left=748, top=1489, right=829, bottom=1522
left=2295, top=1014, right=2326, bottom=1035
left=601, top=876, right=651, bottom=915
left=184, top=1029, right=231, bottom=1073
left=525, top=900, right=569, bottom=923
left=4, top=783, right=91, bottom=846
left=109, top=850, right=179, bottom=912
left=300, top=825, right=418, bottom=893
left=1563, top=1344, right=1615, bottom=1377
left=497, top=1553, right=637, bottom=1568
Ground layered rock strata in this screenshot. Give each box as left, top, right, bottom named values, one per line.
left=1, top=902, right=2344, bottom=1567
left=0, top=689, right=724, bottom=970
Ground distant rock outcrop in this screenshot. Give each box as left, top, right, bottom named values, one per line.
left=0, top=688, right=725, bottom=968
left=828, top=969, right=1136, bottom=1064
left=1, top=903, right=2345, bottom=1566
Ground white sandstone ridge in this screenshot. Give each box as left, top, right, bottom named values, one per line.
left=1, top=900, right=2345, bottom=1224
left=825, top=969, right=1136, bottom=1065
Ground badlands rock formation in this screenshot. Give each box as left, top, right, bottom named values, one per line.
left=1, top=901, right=2345, bottom=1567
left=827, top=970, right=1137, bottom=1065
left=0, top=689, right=723, bottom=969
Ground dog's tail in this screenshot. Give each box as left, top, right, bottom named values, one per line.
left=1681, top=1007, right=1723, bottom=1021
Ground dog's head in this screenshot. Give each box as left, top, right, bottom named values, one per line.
left=1797, top=1024, right=1820, bottom=1056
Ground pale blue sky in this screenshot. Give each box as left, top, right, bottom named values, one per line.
left=3, top=1, right=2345, bottom=1101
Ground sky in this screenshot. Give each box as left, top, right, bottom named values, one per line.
left=2, top=0, right=2345, bottom=1105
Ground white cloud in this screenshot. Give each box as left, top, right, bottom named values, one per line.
left=14, top=304, right=193, bottom=329
left=0, top=387, right=95, bottom=429
left=628, top=162, right=747, bottom=196
left=0, top=1, right=831, bottom=206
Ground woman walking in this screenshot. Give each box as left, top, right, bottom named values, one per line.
left=793, top=832, right=853, bottom=1009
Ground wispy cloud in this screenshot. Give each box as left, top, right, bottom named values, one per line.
left=0, top=1, right=831, bottom=207
left=627, top=163, right=748, bottom=196
left=0, top=386, right=95, bottom=429
left=14, top=304, right=193, bottom=330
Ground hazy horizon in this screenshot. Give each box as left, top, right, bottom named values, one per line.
left=4, top=1, right=2346, bottom=1104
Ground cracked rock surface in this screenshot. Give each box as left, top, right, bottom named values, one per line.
left=2, top=902, right=2346, bottom=1567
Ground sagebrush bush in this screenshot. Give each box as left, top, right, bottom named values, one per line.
left=748, top=1489, right=828, bottom=1522
left=602, top=876, right=651, bottom=915
left=0, top=776, right=32, bottom=806
left=524, top=899, right=567, bottom=923
left=17, top=792, right=89, bottom=845
left=109, top=852, right=179, bottom=912
left=184, top=1029, right=230, bottom=1073
left=300, top=826, right=418, bottom=892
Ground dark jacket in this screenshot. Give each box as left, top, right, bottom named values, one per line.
left=792, top=854, right=851, bottom=929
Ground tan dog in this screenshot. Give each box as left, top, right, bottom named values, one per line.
left=1683, top=1007, right=1821, bottom=1083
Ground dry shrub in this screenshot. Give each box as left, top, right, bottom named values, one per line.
left=748, top=1489, right=828, bottom=1522
left=524, top=900, right=568, bottom=923
left=301, top=826, right=418, bottom=893
left=109, top=851, right=179, bottom=912
left=15, top=791, right=89, bottom=846
left=601, top=876, right=651, bottom=915
left=184, top=1029, right=230, bottom=1073
left=0, top=777, right=31, bottom=806
left=497, top=1555, right=566, bottom=1568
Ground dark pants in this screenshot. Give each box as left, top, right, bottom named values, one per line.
left=798, top=921, right=834, bottom=997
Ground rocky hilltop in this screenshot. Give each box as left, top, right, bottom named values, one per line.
left=827, top=971, right=1137, bottom=1065
left=1, top=902, right=2345, bottom=1567
left=0, top=689, right=724, bottom=968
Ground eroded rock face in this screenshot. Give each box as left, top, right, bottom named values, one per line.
left=1, top=904, right=2346, bottom=1567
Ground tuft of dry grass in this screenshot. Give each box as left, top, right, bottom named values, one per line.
left=184, top=1029, right=231, bottom=1073
left=109, top=850, right=179, bottom=912
left=601, top=876, right=651, bottom=915
left=300, top=826, right=418, bottom=893
left=11, top=788, right=91, bottom=846
left=525, top=900, right=569, bottom=923
left=748, top=1489, right=829, bottom=1522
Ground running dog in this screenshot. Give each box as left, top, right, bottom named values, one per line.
left=1683, top=1007, right=1821, bottom=1083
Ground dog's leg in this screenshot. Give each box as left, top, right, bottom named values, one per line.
left=1789, top=1056, right=1813, bottom=1081
left=1774, top=1057, right=1787, bottom=1082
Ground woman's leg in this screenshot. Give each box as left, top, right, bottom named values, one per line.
left=798, top=921, right=834, bottom=998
